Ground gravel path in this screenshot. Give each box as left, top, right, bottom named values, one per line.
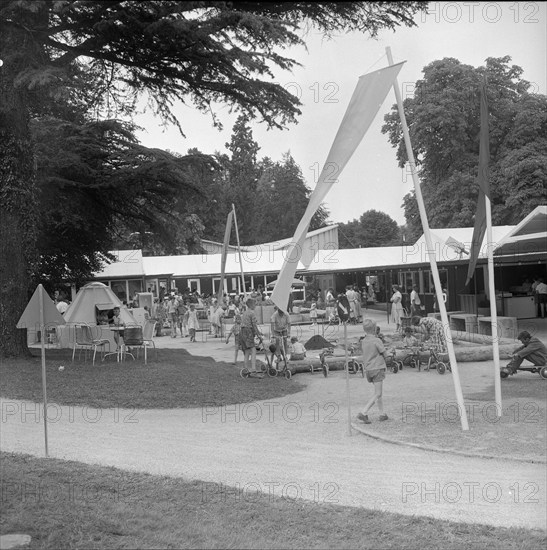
left=2, top=315, right=546, bottom=531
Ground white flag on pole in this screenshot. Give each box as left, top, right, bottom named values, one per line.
left=271, top=62, right=405, bottom=312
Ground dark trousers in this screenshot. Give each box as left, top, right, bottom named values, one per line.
left=507, top=352, right=546, bottom=371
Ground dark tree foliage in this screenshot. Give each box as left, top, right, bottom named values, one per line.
left=382, top=56, right=547, bottom=237
left=209, top=119, right=330, bottom=246
left=34, top=116, right=216, bottom=278
left=0, top=0, right=427, bottom=354
left=338, top=210, right=401, bottom=248
left=252, top=152, right=329, bottom=244
left=224, top=115, right=262, bottom=243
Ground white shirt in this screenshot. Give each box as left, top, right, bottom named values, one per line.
left=536, top=282, right=547, bottom=295
left=410, top=290, right=421, bottom=305
left=56, top=301, right=68, bottom=314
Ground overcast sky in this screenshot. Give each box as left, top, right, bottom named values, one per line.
left=134, top=2, right=547, bottom=226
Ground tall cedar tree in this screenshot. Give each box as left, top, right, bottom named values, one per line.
left=0, top=1, right=427, bottom=355
left=253, top=153, right=329, bottom=244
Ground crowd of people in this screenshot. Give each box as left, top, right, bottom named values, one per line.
left=147, top=290, right=253, bottom=341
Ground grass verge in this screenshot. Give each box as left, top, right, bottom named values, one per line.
left=354, top=367, right=547, bottom=462
left=0, top=349, right=304, bottom=409
left=2, top=452, right=546, bottom=550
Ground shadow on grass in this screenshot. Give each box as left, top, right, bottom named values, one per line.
left=0, top=349, right=304, bottom=409
left=467, top=375, right=547, bottom=401
left=2, top=452, right=546, bottom=550
left=354, top=369, right=546, bottom=462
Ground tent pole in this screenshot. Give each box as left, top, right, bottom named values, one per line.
left=386, top=47, right=469, bottom=431
left=232, top=204, right=247, bottom=300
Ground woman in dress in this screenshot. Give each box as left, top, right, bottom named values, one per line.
left=186, top=303, right=200, bottom=342
left=238, top=298, right=263, bottom=375
left=412, top=315, right=447, bottom=354
left=390, top=284, right=404, bottom=331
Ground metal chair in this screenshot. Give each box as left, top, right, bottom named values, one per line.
left=123, top=325, right=144, bottom=363
left=71, top=325, right=93, bottom=363
left=72, top=325, right=110, bottom=365
left=142, top=320, right=157, bottom=361
left=89, top=326, right=111, bottom=365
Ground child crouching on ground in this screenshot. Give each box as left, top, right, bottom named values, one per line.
left=402, top=327, right=419, bottom=347
left=289, top=336, right=306, bottom=361
left=357, top=319, right=389, bottom=424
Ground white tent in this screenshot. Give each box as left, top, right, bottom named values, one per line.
left=64, top=282, right=136, bottom=325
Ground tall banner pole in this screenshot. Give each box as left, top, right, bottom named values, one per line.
left=386, top=47, right=469, bottom=431
left=344, top=322, right=352, bottom=436
left=217, top=211, right=234, bottom=304
left=232, top=204, right=247, bottom=299
left=486, top=196, right=502, bottom=415
left=38, top=285, right=50, bottom=457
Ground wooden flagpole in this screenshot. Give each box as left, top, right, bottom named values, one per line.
left=486, top=196, right=502, bottom=415
left=386, top=47, right=469, bottom=431
left=232, top=204, right=247, bottom=299
left=344, top=322, right=353, bottom=436
left=39, top=285, right=50, bottom=456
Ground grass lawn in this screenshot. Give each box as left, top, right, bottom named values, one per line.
left=355, top=370, right=547, bottom=462
left=2, top=452, right=546, bottom=550
left=0, top=349, right=304, bottom=409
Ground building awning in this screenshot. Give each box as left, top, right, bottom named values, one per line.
left=494, top=206, right=547, bottom=258
left=95, top=302, right=115, bottom=311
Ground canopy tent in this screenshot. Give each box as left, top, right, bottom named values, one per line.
left=64, top=282, right=136, bottom=325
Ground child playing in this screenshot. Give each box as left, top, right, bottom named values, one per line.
left=239, top=298, right=263, bottom=375
left=270, top=306, right=290, bottom=365
left=357, top=319, right=389, bottom=424
left=109, top=306, right=125, bottom=348
left=289, top=336, right=306, bottom=361
left=375, top=325, right=386, bottom=343
left=210, top=302, right=224, bottom=338
left=402, top=327, right=419, bottom=347
left=310, top=303, right=318, bottom=326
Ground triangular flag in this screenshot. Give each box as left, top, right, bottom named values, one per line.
left=466, top=79, right=490, bottom=285
left=17, top=284, right=65, bottom=329
left=272, top=62, right=405, bottom=312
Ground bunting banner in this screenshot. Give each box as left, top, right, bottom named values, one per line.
left=217, top=210, right=234, bottom=303
left=466, top=80, right=491, bottom=286
left=271, top=61, right=405, bottom=312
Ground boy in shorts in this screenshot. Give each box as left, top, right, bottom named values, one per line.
left=357, top=319, right=389, bottom=424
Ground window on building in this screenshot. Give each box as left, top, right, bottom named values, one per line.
left=426, top=269, right=448, bottom=294
left=128, top=280, right=143, bottom=302
left=111, top=281, right=127, bottom=302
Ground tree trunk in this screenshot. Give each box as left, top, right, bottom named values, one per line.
left=0, top=15, right=40, bottom=357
